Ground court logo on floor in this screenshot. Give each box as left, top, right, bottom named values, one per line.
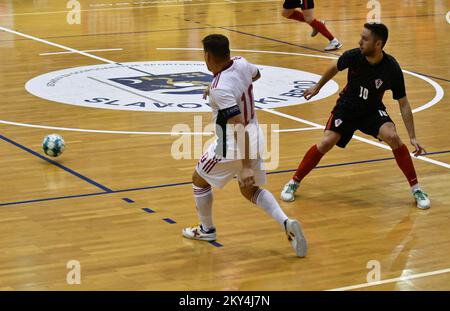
left=26, top=61, right=339, bottom=112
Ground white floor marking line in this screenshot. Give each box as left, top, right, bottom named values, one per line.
left=0, top=120, right=212, bottom=136
left=39, top=48, right=123, bottom=56
left=262, top=108, right=326, bottom=129
left=403, top=69, right=445, bottom=113
left=158, top=48, right=444, bottom=113
left=0, top=0, right=280, bottom=17
left=264, top=108, right=450, bottom=169
left=273, top=127, right=322, bottom=133
left=327, top=267, right=450, bottom=291
left=0, top=28, right=446, bottom=168
left=157, top=47, right=339, bottom=60
left=0, top=26, right=117, bottom=64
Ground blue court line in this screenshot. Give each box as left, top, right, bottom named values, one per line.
left=142, top=208, right=155, bottom=213
left=0, top=134, right=113, bottom=193
left=221, top=27, right=450, bottom=83
left=0, top=191, right=109, bottom=207
left=0, top=12, right=443, bottom=43
left=410, top=71, right=450, bottom=83
left=209, top=241, right=223, bottom=248
left=1, top=150, right=449, bottom=207
left=163, top=218, right=176, bottom=224
left=122, top=198, right=135, bottom=203
left=219, top=26, right=341, bottom=57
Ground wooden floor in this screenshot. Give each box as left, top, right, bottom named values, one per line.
left=0, top=0, right=449, bottom=290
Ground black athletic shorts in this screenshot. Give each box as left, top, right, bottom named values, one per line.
left=283, top=0, right=314, bottom=10
left=325, top=106, right=394, bottom=148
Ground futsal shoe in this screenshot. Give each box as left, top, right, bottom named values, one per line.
left=325, top=38, right=343, bottom=51
left=413, top=189, right=431, bottom=209
left=285, top=219, right=308, bottom=258
left=182, top=224, right=216, bottom=241
left=280, top=181, right=299, bottom=202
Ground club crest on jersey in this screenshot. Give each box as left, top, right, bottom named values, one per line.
left=335, top=119, right=343, bottom=127
left=375, top=79, right=383, bottom=89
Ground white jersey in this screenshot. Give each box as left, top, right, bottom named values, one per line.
left=208, top=56, right=263, bottom=160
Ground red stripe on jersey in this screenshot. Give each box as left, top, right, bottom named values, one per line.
left=206, top=158, right=220, bottom=174
left=241, top=92, right=248, bottom=125
left=203, top=156, right=217, bottom=173
left=203, top=158, right=213, bottom=172
left=212, top=73, right=221, bottom=89
left=194, top=186, right=212, bottom=195
left=325, top=112, right=334, bottom=130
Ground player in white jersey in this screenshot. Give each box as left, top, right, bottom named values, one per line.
left=182, top=34, right=307, bottom=258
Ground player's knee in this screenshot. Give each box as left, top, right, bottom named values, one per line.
left=239, top=185, right=256, bottom=202
left=385, top=132, right=402, bottom=148
left=192, top=171, right=209, bottom=188
left=304, top=16, right=314, bottom=24
left=318, top=138, right=336, bottom=153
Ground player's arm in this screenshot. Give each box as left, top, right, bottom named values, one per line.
left=304, top=61, right=339, bottom=100
left=252, top=69, right=261, bottom=82
left=397, top=96, right=426, bottom=156
left=212, top=87, right=255, bottom=187
left=203, top=85, right=210, bottom=100
left=227, top=114, right=255, bottom=187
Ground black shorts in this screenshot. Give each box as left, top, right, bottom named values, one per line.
left=325, top=107, right=394, bottom=148
left=283, top=0, right=314, bottom=10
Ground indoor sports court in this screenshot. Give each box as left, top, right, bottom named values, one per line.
left=0, top=0, right=449, bottom=291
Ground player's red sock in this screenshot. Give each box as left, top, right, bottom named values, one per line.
left=293, top=145, right=324, bottom=183
left=288, top=10, right=305, bottom=22
left=393, top=144, right=418, bottom=187
left=309, top=19, right=334, bottom=41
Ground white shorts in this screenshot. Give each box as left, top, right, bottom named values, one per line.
left=195, top=142, right=267, bottom=189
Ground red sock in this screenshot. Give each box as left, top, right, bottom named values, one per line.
left=393, top=144, right=418, bottom=187
left=288, top=10, right=305, bottom=22
left=293, top=145, right=324, bottom=183
left=309, top=19, right=334, bottom=41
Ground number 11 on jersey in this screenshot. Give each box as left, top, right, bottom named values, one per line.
left=241, top=84, right=255, bottom=125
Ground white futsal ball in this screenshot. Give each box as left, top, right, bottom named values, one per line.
left=42, top=134, right=65, bottom=157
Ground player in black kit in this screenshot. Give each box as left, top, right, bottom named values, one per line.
left=281, top=23, right=431, bottom=209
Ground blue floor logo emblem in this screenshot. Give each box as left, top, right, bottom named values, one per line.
left=26, top=61, right=339, bottom=112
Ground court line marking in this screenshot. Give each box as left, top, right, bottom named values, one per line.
left=39, top=48, right=123, bottom=56
left=2, top=149, right=449, bottom=207
left=160, top=48, right=448, bottom=169
left=158, top=47, right=339, bottom=60
left=327, top=267, right=450, bottom=291
left=0, top=120, right=213, bottom=136
left=0, top=0, right=280, bottom=17
left=158, top=48, right=444, bottom=113
left=1, top=16, right=447, bottom=290
left=0, top=26, right=447, bottom=169
left=264, top=108, right=450, bottom=169
left=0, top=26, right=117, bottom=64
left=0, top=135, right=113, bottom=193
left=273, top=127, right=321, bottom=133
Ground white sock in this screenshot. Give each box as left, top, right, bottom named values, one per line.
left=252, top=188, right=289, bottom=228
left=411, top=184, right=421, bottom=193
left=290, top=179, right=299, bottom=185
left=193, top=185, right=214, bottom=231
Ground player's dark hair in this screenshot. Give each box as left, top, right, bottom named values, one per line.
left=364, top=22, right=389, bottom=48
left=202, top=34, right=230, bottom=60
